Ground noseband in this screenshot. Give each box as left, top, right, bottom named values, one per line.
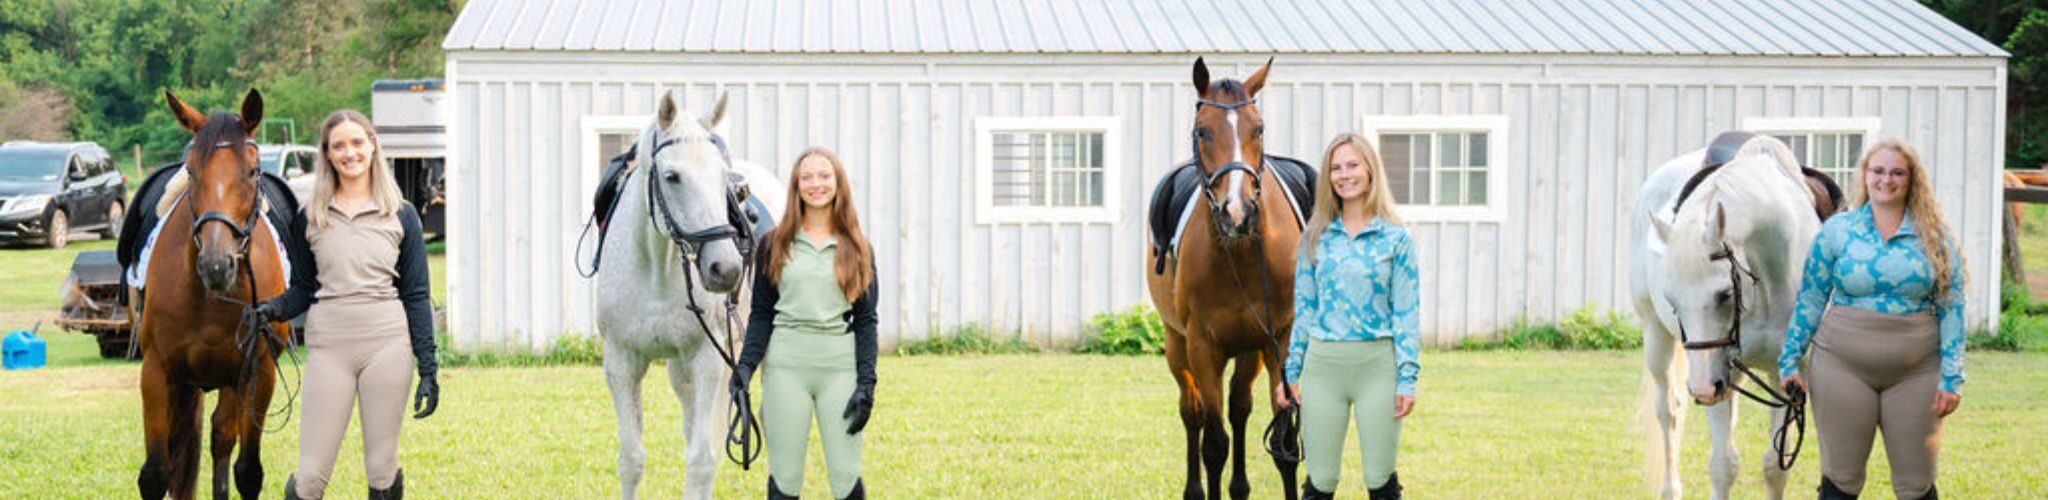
left=1193, top=97, right=1263, bottom=238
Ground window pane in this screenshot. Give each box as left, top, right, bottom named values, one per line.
left=1087, top=133, right=1105, bottom=169
left=1439, top=133, right=1462, bottom=168
left=1437, top=170, right=1461, bottom=206
left=1086, top=171, right=1104, bottom=206
left=600, top=133, right=634, bottom=172
left=1777, top=135, right=1808, bottom=162
left=1817, top=134, right=1838, bottom=172
left=1412, top=136, right=1432, bottom=204
left=1469, top=132, right=1487, bottom=167
left=1469, top=171, right=1488, bottom=205
left=1846, top=134, right=1863, bottom=164
left=1381, top=134, right=1412, bottom=204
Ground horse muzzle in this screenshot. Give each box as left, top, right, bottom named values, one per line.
left=1689, top=377, right=1730, bottom=405
left=197, top=253, right=239, bottom=295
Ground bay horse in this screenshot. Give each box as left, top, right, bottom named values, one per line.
left=1147, top=58, right=1301, bottom=500
left=1632, top=133, right=1832, bottom=500
left=135, top=90, right=291, bottom=499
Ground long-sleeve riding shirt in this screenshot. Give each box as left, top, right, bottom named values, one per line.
left=1779, top=205, right=1966, bottom=394
left=1285, top=216, right=1421, bottom=396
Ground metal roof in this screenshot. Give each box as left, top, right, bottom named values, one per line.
left=445, top=0, right=2006, bottom=57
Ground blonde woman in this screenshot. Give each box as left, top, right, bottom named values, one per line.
left=1285, top=133, right=1419, bottom=500
left=1779, top=139, right=1964, bottom=500
left=255, top=110, right=438, bottom=500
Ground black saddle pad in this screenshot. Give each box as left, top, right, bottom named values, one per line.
left=591, top=146, right=637, bottom=242
left=1146, top=154, right=1317, bottom=274
left=117, top=163, right=301, bottom=272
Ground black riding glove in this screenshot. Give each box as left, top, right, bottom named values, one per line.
left=412, top=371, right=439, bottom=419
left=843, top=383, right=874, bottom=435
left=731, top=364, right=755, bottom=404
left=250, top=299, right=285, bottom=324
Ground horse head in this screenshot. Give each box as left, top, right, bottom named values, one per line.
left=644, top=90, right=747, bottom=293
left=166, top=90, right=264, bottom=296
left=1190, top=57, right=1272, bottom=240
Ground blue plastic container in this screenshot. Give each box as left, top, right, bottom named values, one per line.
left=4, top=330, right=47, bottom=370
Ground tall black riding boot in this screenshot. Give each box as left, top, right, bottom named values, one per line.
left=281, top=474, right=302, bottom=500
left=368, top=469, right=403, bottom=500
left=1818, top=476, right=1858, bottom=500
left=838, top=478, right=866, bottom=500
left=1368, top=472, right=1403, bottom=500
left=1301, top=476, right=1334, bottom=500
left=767, top=476, right=799, bottom=500
left=1914, top=483, right=1938, bottom=500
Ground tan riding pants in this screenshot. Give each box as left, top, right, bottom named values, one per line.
left=1810, top=306, right=1941, bottom=498
left=293, top=301, right=414, bottom=498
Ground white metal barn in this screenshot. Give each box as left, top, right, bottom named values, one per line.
left=442, top=0, right=2008, bottom=351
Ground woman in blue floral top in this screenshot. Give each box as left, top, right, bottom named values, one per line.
left=1285, top=132, right=1420, bottom=500
left=1779, top=138, right=1963, bottom=500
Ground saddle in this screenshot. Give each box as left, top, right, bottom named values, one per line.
left=116, top=163, right=301, bottom=301
left=1675, top=131, right=1843, bottom=222
left=1146, top=154, right=1317, bottom=274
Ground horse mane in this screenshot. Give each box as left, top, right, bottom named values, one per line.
left=188, top=111, right=250, bottom=169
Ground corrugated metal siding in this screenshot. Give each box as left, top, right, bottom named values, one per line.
left=446, top=55, right=2005, bottom=349
left=446, top=0, right=2006, bottom=57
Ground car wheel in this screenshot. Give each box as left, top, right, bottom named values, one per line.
left=102, top=201, right=124, bottom=238
left=44, top=210, right=68, bottom=249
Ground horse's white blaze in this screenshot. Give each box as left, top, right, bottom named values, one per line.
left=1224, top=109, right=1248, bottom=225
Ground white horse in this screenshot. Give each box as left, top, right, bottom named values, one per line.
left=1631, top=134, right=1823, bottom=500
left=595, top=90, right=785, bottom=500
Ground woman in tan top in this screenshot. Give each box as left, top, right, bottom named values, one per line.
left=255, top=109, right=438, bottom=500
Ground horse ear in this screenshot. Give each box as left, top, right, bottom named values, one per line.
left=1650, top=211, right=1674, bottom=242
left=165, top=91, right=206, bottom=133
left=657, top=90, right=679, bottom=130
left=1711, top=201, right=1728, bottom=239
left=701, top=91, right=729, bottom=133
left=1192, top=57, right=1211, bottom=97
left=1245, top=57, right=1274, bottom=96
left=239, top=89, right=264, bottom=137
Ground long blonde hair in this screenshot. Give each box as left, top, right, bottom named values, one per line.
left=307, top=109, right=405, bottom=228
left=763, top=147, right=875, bottom=301
left=1301, top=133, right=1403, bottom=264
left=1847, top=138, right=1963, bottom=302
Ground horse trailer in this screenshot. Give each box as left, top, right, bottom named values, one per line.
left=373, top=79, right=449, bottom=238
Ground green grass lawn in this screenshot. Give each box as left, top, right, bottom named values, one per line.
left=4, top=343, right=2044, bottom=498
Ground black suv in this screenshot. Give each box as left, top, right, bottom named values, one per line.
left=0, top=141, right=126, bottom=248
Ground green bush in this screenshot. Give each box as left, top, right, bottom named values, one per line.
left=896, top=323, right=1038, bottom=356
left=1078, top=305, right=1167, bottom=355
left=1477, top=306, right=1643, bottom=351
left=438, top=333, right=606, bottom=367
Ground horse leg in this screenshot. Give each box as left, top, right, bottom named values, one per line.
left=1166, top=332, right=1205, bottom=500
left=1639, top=309, right=1685, bottom=500
left=670, top=347, right=725, bottom=500
left=604, top=340, right=652, bottom=500
left=1185, top=342, right=1230, bottom=500
left=1225, top=353, right=1259, bottom=500
left=1705, top=399, right=1739, bottom=500
left=234, top=363, right=277, bottom=500
left=1759, top=404, right=1789, bottom=500
left=138, top=355, right=174, bottom=499
left=163, top=377, right=205, bottom=499
left=207, top=389, right=240, bottom=499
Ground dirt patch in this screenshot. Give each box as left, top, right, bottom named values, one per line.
left=0, top=309, right=58, bottom=332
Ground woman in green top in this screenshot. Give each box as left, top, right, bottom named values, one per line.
left=732, top=147, right=879, bottom=500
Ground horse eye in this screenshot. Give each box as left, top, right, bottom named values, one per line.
left=1195, top=128, right=1210, bottom=142
left=663, top=171, right=681, bottom=183
left=1253, top=126, right=1265, bottom=140
left=1714, top=290, right=1732, bottom=304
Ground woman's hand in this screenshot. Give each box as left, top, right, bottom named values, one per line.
left=1276, top=383, right=1301, bottom=409
left=1780, top=374, right=1807, bottom=397
left=1393, top=395, right=1415, bottom=419
left=1932, top=390, right=1961, bottom=418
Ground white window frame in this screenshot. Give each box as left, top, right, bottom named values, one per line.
left=1744, top=116, right=1882, bottom=188
left=1359, top=115, right=1510, bottom=223
left=974, top=116, right=1122, bottom=224
left=580, top=115, right=649, bottom=213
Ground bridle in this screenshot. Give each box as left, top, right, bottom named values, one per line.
left=638, top=130, right=767, bottom=470
left=1670, top=234, right=1805, bottom=469
left=1194, top=97, right=1264, bottom=240
left=187, top=138, right=263, bottom=269
left=1191, top=95, right=1301, bottom=464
